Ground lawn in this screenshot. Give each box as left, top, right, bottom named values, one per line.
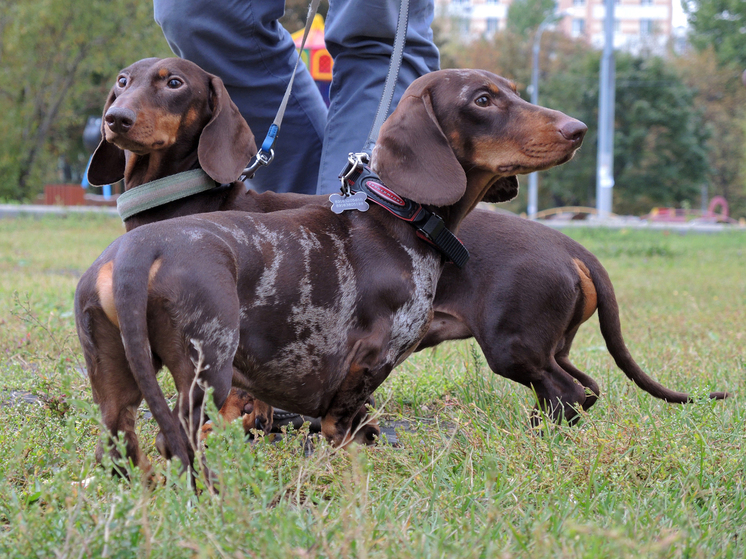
left=0, top=214, right=744, bottom=558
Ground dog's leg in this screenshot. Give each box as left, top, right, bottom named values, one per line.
left=555, top=355, right=600, bottom=413
left=158, top=344, right=234, bottom=481
left=83, top=312, right=151, bottom=475
left=320, top=341, right=385, bottom=447
left=554, top=324, right=601, bottom=413
left=530, top=359, right=589, bottom=427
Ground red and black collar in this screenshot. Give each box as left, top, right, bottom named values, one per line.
left=336, top=153, right=469, bottom=268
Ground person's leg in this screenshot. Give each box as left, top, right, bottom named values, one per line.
left=317, top=0, right=440, bottom=194
left=154, top=0, right=327, bottom=194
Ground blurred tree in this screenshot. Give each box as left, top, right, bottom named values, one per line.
left=506, top=0, right=558, bottom=35
left=279, top=0, right=329, bottom=33
left=541, top=53, right=711, bottom=215
left=609, top=55, right=710, bottom=215
left=675, top=48, right=746, bottom=218
left=683, top=0, right=746, bottom=69
left=0, top=0, right=172, bottom=201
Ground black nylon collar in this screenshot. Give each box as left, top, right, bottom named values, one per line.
left=339, top=159, right=469, bottom=268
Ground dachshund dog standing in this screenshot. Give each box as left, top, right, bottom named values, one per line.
left=218, top=207, right=729, bottom=432
left=75, top=64, right=586, bottom=474
left=417, top=208, right=729, bottom=424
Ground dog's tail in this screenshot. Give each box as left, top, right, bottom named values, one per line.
left=585, top=253, right=728, bottom=403
left=112, top=243, right=192, bottom=470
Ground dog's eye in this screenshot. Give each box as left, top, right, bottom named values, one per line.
left=475, top=95, right=490, bottom=107
left=167, top=78, right=183, bottom=89
left=117, top=76, right=127, bottom=88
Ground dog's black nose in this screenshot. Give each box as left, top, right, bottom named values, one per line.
left=105, top=107, right=137, bottom=134
left=559, top=119, right=587, bottom=144
left=254, top=416, right=265, bottom=432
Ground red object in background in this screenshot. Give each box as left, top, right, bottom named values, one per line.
left=44, top=184, right=86, bottom=206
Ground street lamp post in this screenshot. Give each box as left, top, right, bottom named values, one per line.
left=596, top=0, right=616, bottom=219
left=527, top=12, right=567, bottom=219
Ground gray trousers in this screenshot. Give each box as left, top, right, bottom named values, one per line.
left=153, top=0, right=440, bottom=195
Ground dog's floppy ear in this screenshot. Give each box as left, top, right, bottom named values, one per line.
left=482, top=175, right=519, bottom=203
left=373, top=90, right=466, bottom=207
left=87, top=88, right=126, bottom=186
left=198, top=74, right=257, bottom=184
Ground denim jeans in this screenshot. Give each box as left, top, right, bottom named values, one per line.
left=153, top=0, right=440, bottom=194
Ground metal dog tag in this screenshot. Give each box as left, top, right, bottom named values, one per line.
left=329, top=191, right=369, bottom=214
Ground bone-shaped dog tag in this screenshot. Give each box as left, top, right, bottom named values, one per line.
left=329, top=191, right=369, bottom=214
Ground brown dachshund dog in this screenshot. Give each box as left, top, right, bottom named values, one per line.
left=75, top=59, right=586, bottom=474
left=219, top=207, right=730, bottom=431
left=418, top=209, right=729, bottom=424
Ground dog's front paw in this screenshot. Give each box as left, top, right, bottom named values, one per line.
left=353, top=422, right=380, bottom=445
left=242, top=401, right=274, bottom=435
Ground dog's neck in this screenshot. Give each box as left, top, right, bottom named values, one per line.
left=433, top=169, right=505, bottom=234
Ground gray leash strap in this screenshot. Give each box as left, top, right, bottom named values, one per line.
left=241, top=0, right=321, bottom=181
left=362, top=0, right=410, bottom=155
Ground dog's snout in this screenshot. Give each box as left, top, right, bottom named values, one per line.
left=559, top=119, right=587, bottom=144
left=105, top=107, right=137, bottom=134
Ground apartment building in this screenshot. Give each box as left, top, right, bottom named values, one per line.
left=437, top=0, right=674, bottom=53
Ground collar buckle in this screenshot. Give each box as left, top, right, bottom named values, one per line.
left=338, top=152, right=370, bottom=196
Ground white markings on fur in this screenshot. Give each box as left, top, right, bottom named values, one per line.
left=455, top=69, right=477, bottom=79
left=250, top=222, right=286, bottom=307
left=264, top=227, right=357, bottom=380
left=458, top=83, right=471, bottom=102
left=212, top=220, right=250, bottom=246
left=186, top=228, right=204, bottom=242
left=386, top=247, right=440, bottom=365
left=173, top=305, right=238, bottom=372
left=196, top=316, right=239, bottom=370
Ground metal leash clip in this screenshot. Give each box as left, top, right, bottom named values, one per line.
left=338, top=152, right=370, bottom=196
left=240, top=148, right=275, bottom=183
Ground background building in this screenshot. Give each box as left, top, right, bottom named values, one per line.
left=436, top=0, right=674, bottom=53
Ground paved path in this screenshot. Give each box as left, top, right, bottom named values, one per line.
left=0, top=204, right=118, bottom=218
left=2, top=203, right=745, bottom=233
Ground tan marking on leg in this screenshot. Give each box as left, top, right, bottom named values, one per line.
left=96, top=261, right=119, bottom=328
left=573, top=258, right=597, bottom=323
left=148, top=258, right=162, bottom=289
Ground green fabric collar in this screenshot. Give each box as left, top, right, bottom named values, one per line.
left=116, top=169, right=217, bottom=221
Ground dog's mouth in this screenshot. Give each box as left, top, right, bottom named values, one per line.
left=505, top=144, right=580, bottom=175
left=104, top=130, right=172, bottom=155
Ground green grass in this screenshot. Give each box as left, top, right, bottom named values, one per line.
left=1, top=215, right=745, bottom=558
